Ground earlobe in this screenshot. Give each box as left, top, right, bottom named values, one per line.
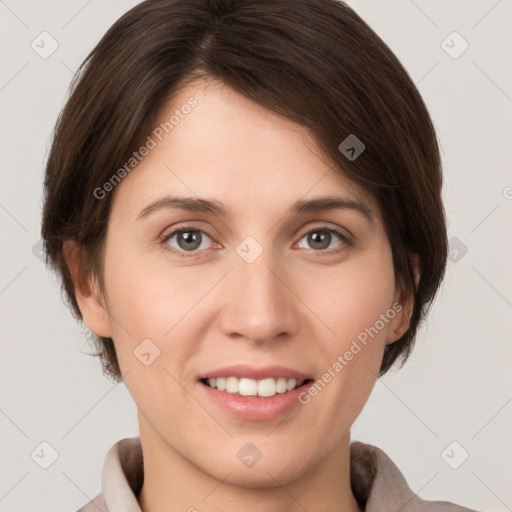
left=385, top=253, right=420, bottom=344
left=385, top=302, right=412, bottom=344
left=62, top=240, right=112, bottom=338
left=388, top=308, right=411, bottom=341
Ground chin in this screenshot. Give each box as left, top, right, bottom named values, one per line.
left=216, top=462, right=308, bottom=489
left=198, top=444, right=314, bottom=489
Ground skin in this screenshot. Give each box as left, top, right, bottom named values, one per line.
left=64, top=78, right=416, bottom=512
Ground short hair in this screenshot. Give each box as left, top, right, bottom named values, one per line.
left=41, top=0, right=447, bottom=383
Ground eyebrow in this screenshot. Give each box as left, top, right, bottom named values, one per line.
left=136, top=194, right=374, bottom=224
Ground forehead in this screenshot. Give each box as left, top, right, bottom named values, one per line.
left=112, top=78, right=380, bottom=223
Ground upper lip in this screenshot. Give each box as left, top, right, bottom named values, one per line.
left=198, top=364, right=313, bottom=381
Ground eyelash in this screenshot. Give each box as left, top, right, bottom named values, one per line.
left=160, top=224, right=351, bottom=259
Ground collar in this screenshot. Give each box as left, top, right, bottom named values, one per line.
left=83, top=436, right=475, bottom=512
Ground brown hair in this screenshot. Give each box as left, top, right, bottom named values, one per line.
left=41, top=0, right=447, bottom=383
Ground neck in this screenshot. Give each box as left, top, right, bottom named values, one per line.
left=136, top=413, right=362, bottom=512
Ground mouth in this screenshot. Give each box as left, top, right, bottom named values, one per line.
left=199, top=376, right=314, bottom=398
left=197, top=365, right=315, bottom=420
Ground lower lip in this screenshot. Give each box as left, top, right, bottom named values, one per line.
left=198, top=380, right=312, bottom=421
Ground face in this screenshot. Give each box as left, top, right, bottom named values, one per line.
left=73, top=78, right=411, bottom=487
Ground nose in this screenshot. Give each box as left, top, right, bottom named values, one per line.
left=218, top=245, right=298, bottom=345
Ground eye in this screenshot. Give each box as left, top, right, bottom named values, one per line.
left=161, top=225, right=350, bottom=259
left=296, top=227, right=348, bottom=253
left=163, top=228, right=214, bottom=257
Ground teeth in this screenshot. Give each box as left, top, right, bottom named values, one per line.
left=226, top=376, right=238, bottom=393
left=205, top=377, right=305, bottom=397
left=276, top=377, right=287, bottom=393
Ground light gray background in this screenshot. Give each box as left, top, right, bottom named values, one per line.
left=1, top=1, right=511, bottom=511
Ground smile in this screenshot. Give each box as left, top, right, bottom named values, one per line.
left=201, top=377, right=311, bottom=397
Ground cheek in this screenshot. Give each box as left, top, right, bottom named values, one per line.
left=101, top=235, right=200, bottom=338
left=100, top=238, right=217, bottom=390
left=313, top=249, right=396, bottom=346
left=308, top=247, right=396, bottom=402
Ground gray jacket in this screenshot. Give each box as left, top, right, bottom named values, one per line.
left=76, top=437, right=479, bottom=511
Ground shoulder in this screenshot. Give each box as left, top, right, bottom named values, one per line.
left=350, top=441, right=480, bottom=511
left=73, top=436, right=143, bottom=512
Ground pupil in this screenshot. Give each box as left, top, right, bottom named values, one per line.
left=309, top=231, right=330, bottom=250
left=179, top=231, right=200, bottom=250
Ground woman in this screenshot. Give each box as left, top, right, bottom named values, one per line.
left=41, top=0, right=478, bottom=510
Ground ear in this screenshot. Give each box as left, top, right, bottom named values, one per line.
left=63, top=240, right=112, bottom=338
left=385, top=253, right=420, bottom=344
